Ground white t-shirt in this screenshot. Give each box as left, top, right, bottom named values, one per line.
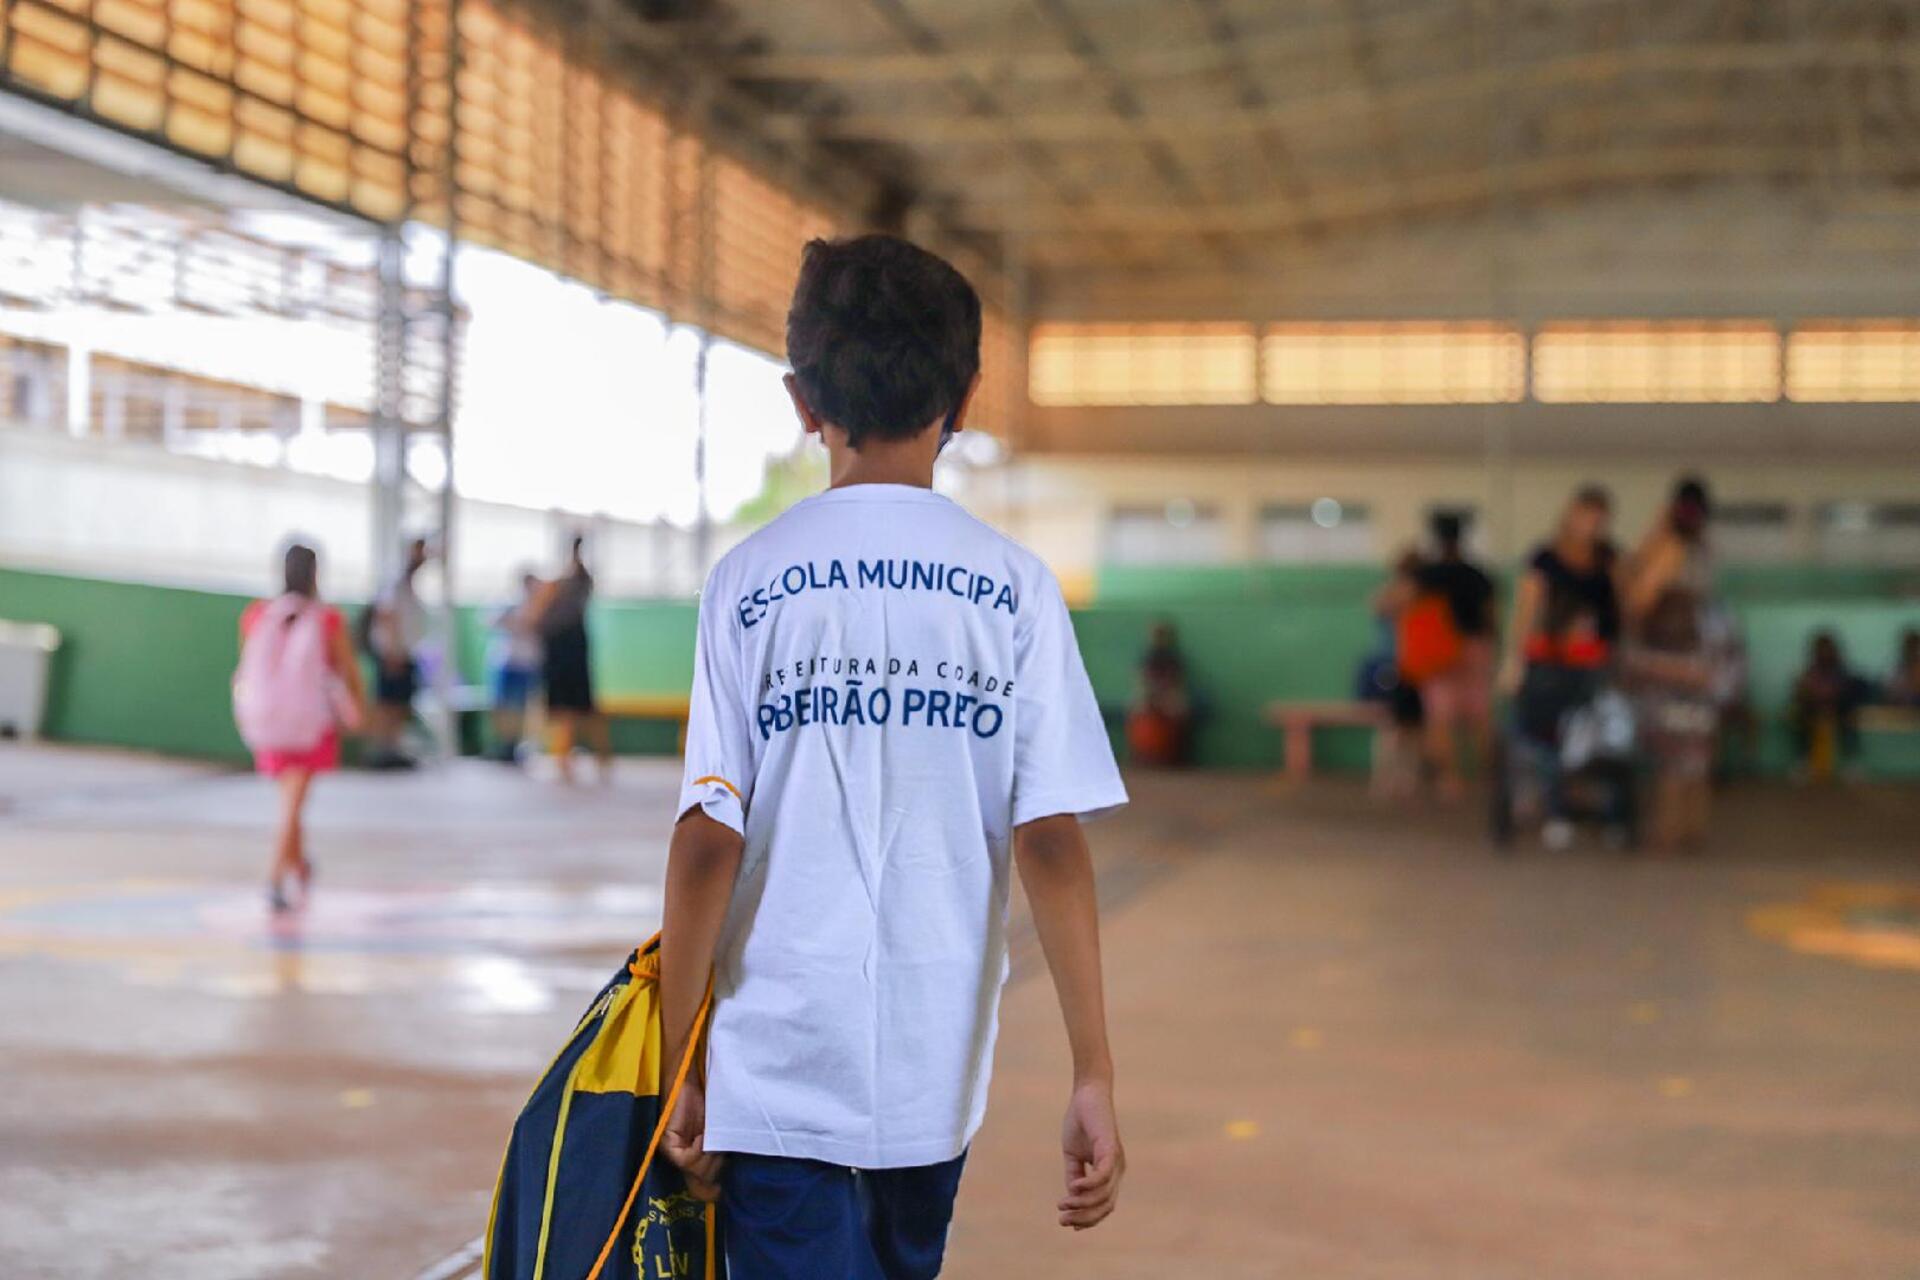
left=677, top=483, right=1126, bottom=1169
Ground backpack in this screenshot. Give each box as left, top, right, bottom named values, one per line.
left=233, top=594, right=339, bottom=753
left=1395, top=592, right=1464, bottom=686
left=485, top=936, right=723, bottom=1280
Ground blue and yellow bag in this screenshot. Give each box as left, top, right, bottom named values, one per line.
left=484, top=935, right=723, bottom=1280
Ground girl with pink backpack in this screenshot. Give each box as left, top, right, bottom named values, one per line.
left=233, top=543, right=366, bottom=912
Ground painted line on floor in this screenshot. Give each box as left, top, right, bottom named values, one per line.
left=409, top=1236, right=484, bottom=1280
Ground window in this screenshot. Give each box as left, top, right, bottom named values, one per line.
left=1022, top=316, right=1920, bottom=407
left=1258, top=500, right=1376, bottom=564
left=0, top=335, right=64, bottom=429
left=1103, top=502, right=1231, bottom=565
left=1786, top=322, right=1920, bottom=402
left=1029, top=324, right=1257, bottom=406
left=1532, top=321, right=1780, bottom=403
left=1262, top=323, right=1524, bottom=404
left=1710, top=502, right=1795, bottom=564
left=1817, top=502, right=1920, bottom=567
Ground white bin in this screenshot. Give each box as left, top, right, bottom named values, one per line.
left=0, top=620, right=60, bottom=740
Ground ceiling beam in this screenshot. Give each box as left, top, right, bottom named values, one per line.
left=720, top=0, right=1634, bottom=85
left=1021, top=0, right=1242, bottom=267
left=753, top=41, right=1920, bottom=144
left=964, top=144, right=1893, bottom=239
left=1183, top=0, right=1318, bottom=227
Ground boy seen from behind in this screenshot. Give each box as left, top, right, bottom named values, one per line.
left=657, top=235, right=1128, bottom=1279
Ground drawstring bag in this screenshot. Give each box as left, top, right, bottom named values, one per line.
left=484, top=935, right=724, bottom=1280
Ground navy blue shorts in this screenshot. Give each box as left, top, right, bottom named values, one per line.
left=374, top=657, right=417, bottom=708
left=720, top=1151, right=966, bottom=1280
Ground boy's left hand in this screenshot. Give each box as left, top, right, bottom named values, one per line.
left=1058, top=1078, right=1124, bottom=1230
left=662, top=1076, right=724, bottom=1202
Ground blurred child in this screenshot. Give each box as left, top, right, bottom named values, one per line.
left=1368, top=550, right=1428, bottom=799
left=362, top=535, right=430, bottom=770
left=233, top=543, right=365, bottom=912
left=531, top=535, right=611, bottom=784
left=485, top=570, right=544, bottom=761
left=1411, top=512, right=1496, bottom=800
left=1126, top=620, right=1194, bottom=767
left=1791, top=630, right=1872, bottom=781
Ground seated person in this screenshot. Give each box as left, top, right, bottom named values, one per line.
left=1366, top=550, right=1427, bottom=798
left=1411, top=513, right=1496, bottom=800
left=1790, top=630, right=1873, bottom=779
left=1127, top=621, right=1194, bottom=767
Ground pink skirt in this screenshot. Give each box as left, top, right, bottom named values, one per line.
left=253, top=730, right=341, bottom=777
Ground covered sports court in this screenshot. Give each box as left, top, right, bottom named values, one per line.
left=4, top=1, right=1920, bottom=1276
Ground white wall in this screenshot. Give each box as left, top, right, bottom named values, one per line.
left=950, top=453, right=1920, bottom=595
left=8, top=422, right=1913, bottom=608
left=0, top=426, right=716, bottom=600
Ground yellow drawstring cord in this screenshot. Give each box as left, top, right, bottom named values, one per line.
left=583, top=957, right=714, bottom=1280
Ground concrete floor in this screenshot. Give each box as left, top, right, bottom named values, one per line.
left=1, top=743, right=1918, bottom=1279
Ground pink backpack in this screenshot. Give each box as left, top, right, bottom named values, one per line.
left=233, top=594, right=346, bottom=752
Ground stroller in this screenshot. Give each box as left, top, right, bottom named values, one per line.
left=1490, top=664, right=1640, bottom=851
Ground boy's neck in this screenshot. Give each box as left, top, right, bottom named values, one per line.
left=826, top=432, right=940, bottom=491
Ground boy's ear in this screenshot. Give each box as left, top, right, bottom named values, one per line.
left=948, top=371, right=983, bottom=436
left=783, top=373, right=824, bottom=439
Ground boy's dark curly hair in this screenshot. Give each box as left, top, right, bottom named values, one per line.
left=785, top=235, right=981, bottom=449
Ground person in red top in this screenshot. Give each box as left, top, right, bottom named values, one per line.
left=1500, top=486, right=1623, bottom=848
left=1502, top=484, right=1620, bottom=689
left=237, top=543, right=367, bottom=911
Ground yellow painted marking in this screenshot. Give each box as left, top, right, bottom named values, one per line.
left=1747, top=883, right=1920, bottom=972
left=1289, top=1027, right=1324, bottom=1050
left=1224, top=1119, right=1260, bottom=1140
left=1657, top=1076, right=1693, bottom=1099
left=1628, top=1002, right=1661, bottom=1024
left=339, top=1089, right=377, bottom=1109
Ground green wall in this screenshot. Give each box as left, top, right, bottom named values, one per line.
left=4, top=565, right=1916, bottom=775
left=1, top=567, right=254, bottom=762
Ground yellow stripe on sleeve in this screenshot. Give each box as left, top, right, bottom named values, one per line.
left=692, top=775, right=743, bottom=804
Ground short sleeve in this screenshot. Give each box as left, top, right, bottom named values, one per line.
left=1011, top=572, right=1128, bottom=827
left=677, top=570, right=754, bottom=835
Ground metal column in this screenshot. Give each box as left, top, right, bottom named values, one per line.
left=372, top=227, right=409, bottom=592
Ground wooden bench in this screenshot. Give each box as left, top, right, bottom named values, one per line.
left=1860, top=705, right=1920, bottom=736
left=1264, top=699, right=1388, bottom=787
left=1858, top=705, right=1920, bottom=777
left=598, top=692, right=693, bottom=752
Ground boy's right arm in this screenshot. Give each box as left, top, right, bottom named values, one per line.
left=1014, top=812, right=1125, bottom=1231
left=658, top=808, right=744, bottom=1200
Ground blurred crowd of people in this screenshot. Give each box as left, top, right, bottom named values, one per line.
left=231, top=531, right=612, bottom=912
left=1118, top=472, right=1915, bottom=857
left=1358, top=476, right=1917, bottom=853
